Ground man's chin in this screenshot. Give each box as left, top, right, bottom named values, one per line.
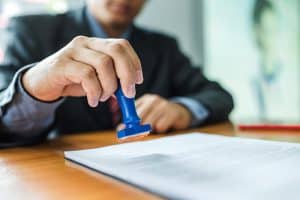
left=109, top=19, right=132, bottom=29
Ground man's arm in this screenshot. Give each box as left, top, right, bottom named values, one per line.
left=1, top=16, right=144, bottom=144
left=0, top=17, right=59, bottom=139
left=169, top=38, right=234, bottom=123
left=0, top=18, right=63, bottom=147
left=0, top=65, right=63, bottom=136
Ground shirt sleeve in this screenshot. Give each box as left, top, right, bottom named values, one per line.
left=170, top=97, right=209, bottom=127
left=0, top=65, right=64, bottom=137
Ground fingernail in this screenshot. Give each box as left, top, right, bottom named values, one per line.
left=100, top=95, right=109, bottom=102
left=91, top=98, right=99, bottom=107
left=136, top=70, right=144, bottom=84
left=127, top=84, right=136, bottom=98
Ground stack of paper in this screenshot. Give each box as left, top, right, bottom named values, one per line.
left=64, top=133, right=300, bottom=200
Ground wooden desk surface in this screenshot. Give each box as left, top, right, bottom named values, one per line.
left=1, top=122, right=299, bottom=200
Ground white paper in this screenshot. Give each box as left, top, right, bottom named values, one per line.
left=64, top=133, right=300, bottom=200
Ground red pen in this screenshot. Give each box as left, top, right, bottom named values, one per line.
left=238, top=124, right=300, bottom=131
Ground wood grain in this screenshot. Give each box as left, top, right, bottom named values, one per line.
left=1, top=122, right=299, bottom=200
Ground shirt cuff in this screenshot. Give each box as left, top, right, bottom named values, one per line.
left=170, top=97, right=209, bottom=127
left=0, top=65, right=64, bottom=135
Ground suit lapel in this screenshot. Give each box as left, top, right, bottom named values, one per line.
left=58, top=7, right=92, bottom=49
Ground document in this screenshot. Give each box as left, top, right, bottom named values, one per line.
left=64, top=133, right=300, bottom=200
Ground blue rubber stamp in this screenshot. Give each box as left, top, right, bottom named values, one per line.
left=115, top=85, right=152, bottom=141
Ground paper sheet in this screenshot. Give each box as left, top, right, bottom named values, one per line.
left=64, top=133, right=300, bottom=200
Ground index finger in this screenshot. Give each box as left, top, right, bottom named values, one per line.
left=108, top=39, right=143, bottom=84
left=85, top=38, right=140, bottom=97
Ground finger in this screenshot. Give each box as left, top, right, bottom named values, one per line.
left=66, top=47, right=118, bottom=101
left=96, top=58, right=118, bottom=102
left=85, top=38, right=139, bottom=97
left=93, top=38, right=142, bottom=73
left=136, top=95, right=159, bottom=120
left=135, top=95, right=146, bottom=108
left=154, top=113, right=175, bottom=133
left=63, top=60, right=102, bottom=107
left=111, top=39, right=143, bottom=84
left=142, top=101, right=167, bottom=125
left=142, top=108, right=163, bottom=127
left=67, top=46, right=108, bottom=69
left=112, top=39, right=141, bottom=70
left=62, top=84, right=85, bottom=97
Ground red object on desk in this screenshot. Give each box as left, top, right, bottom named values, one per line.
left=238, top=124, right=300, bottom=131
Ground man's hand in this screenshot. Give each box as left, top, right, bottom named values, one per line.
left=22, top=36, right=143, bottom=107
left=136, top=94, right=192, bottom=133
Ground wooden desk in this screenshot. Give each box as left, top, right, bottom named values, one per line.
left=0, top=122, right=299, bottom=200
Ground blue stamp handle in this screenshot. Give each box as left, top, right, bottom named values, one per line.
left=115, top=84, right=152, bottom=139
left=115, top=86, right=140, bottom=127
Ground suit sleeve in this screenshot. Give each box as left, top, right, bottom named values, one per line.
left=0, top=17, right=59, bottom=144
left=0, top=17, right=45, bottom=90
left=168, top=38, right=234, bottom=123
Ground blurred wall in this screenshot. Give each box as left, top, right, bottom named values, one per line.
left=203, top=0, right=300, bottom=122
left=135, top=0, right=204, bottom=66
left=0, top=0, right=204, bottom=67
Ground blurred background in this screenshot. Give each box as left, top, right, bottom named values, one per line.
left=0, top=0, right=299, bottom=123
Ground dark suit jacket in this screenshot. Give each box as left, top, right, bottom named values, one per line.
left=0, top=7, right=233, bottom=136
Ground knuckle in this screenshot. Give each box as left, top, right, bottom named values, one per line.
left=108, top=43, right=123, bottom=53
left=52, top=56, right=68, bottom=68
left=71, top=35, right=87, bottom=46
left=64, top=47, right=76, bottom=57
left=117, top=39, right=130, bottom=46
left=143, top=94, right=152, bottom=99
left=161, top=100, right=169, bottom=106
left=99, top=55, right=113, bottom=67
left=89, top=37, right=98, bottom=43
left=152, top=94, right=161, bottom=102
left=81, top=67, right=95, bottom=78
